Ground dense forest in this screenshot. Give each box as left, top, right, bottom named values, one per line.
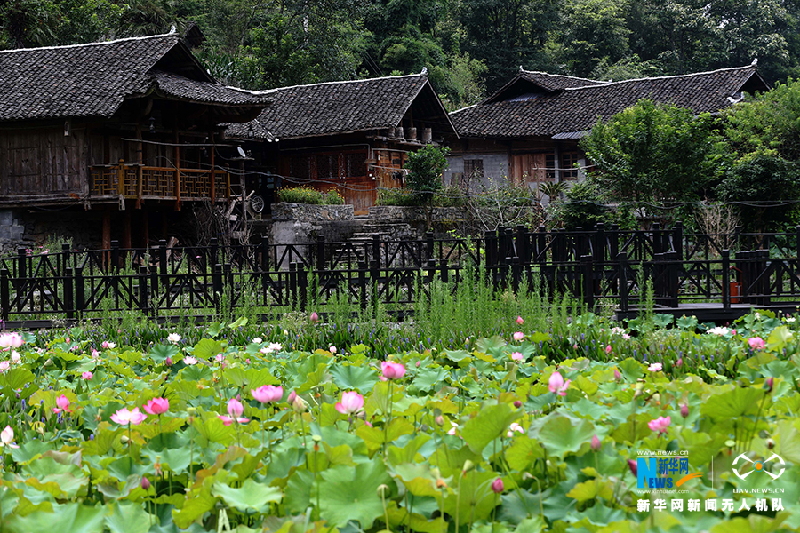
left=2, top=0, right=799, bottom=110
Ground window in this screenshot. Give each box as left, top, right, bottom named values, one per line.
left=545, top=153, right=556, bottom=180
left=464, top=159, right=484, bottom=181
left=290, top=155, right=311, bottom=180
left=346, top=152, right=367, bottom=178
left=561, top=152, right=579, bottom=180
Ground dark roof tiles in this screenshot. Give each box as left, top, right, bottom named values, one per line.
left=227, top=74, right=437, bottom=140
left=453, top=65, right=765, bottom=138
left=0, top=34, right=266, bottom=121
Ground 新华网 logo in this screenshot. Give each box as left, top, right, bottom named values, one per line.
left=636, top=456, right=702, bottom=490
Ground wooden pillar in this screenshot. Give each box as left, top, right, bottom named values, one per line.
left=141, top=209, right=149, bottom=248
left=135, top=124, right=143, bottom=208
left=174, top=129, right=181, bottom=210
left=210, top=132, right=216, bottom=203
left=122, top=210, right=132, bottom=250
left=102, top=211, right=111, bottom=268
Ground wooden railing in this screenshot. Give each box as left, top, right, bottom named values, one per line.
left=4, top=227, right=800, bottom=324
left=90, top=160, right=229, bottom=201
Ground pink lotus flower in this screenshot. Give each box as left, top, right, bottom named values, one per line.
left=675, top=358, right=683, bottom=368
left=516, top=316, right=524, bottom=325
left=513, top=331, right=524, bottom=341
left=101, top=341, right=116, bottom=349
left=335, top=391, right=365, bottom=415
left=548, top=371, right=570, bottom=396
left=218, top=414, right=250, bottom=426
left=614, top=368, right=621, bottom=380
left=91, top=349, right=100, bottom=360
left=628, top=459, right=637, bottom=475
left=310, top=312, right=319, bottom=323
left=0, top=361, right=8, bottom=372
left=491, top=478, right=504, bottom=493
left=507, top=422, right=524, bottom=437
left=648, top=416, right=671, bottom=434
left=82, top=371, right=93, bottom=380
left=252, top=385, right=284, bottom=404
left=381, top=361, right=406, bottom=379
left=111, top=407, right=147, bottom=426
left=591, top=435, right=602, bottom=450
left=227, top=398, right=245, bottom=418
left=167, top=333, right=181, bottom=343
left=0, top=332, right=24, bottom=349
left=510, top=352, right=523, bottom=362
left=447, top=421, right=458, bottom=435
left=605, top=345, right=612, bottom=354
left=53, top=394, right=71, bottom=414
left=287, top=391, right=297, bottom=404
left=183, top=356, right=197, bottom=365
left=648, top=362, right=662, bottom=372
left=144, top=397, right=170, bottom=415
left=329, top=345, right=337, bottom=354
left=10, top=351, right=19, bottom=364
left=215, top=354, right=226, bottom=363
left=1, top=426, right=19, bottom=449
left=748, top=337, right=765, bottom=350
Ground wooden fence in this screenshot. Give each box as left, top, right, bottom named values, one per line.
left=3, top=223, right=800, bottom=324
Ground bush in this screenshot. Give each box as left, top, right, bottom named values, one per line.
left=277, top=186, right=345, bottom=204
left=376, top=187, right=425, bottom=206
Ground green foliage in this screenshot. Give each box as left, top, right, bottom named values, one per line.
left=581, top=99, right=721, bottom=213
left=376, top=187, right=424, bottom=207
left=404, top=145, right=450, bottom=204
left=276, top=186, right=345, bottom=205
left=3, top=308, right=800, bottom=530
left=546, top=180, right=635, bottom=230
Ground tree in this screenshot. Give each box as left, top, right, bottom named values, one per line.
left=580, top=100, right=721, bottom=220
left=404, top=145, right=450, bottom=228
left=557, top=0, right=632, bottom=78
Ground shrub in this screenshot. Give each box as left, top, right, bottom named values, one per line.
left=376, top=187, right=424, bottom=206
left=277, top=186, right=345, bottom=204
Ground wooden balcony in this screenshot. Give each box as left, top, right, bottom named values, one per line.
left=90, top=160, right=230, bottom=202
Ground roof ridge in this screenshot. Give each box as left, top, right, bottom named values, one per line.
left=0, top=33, right=178, bottom=55
left=563, top=64, right=756, bottom=92
left=520, top=69, right=608, bottom=85
left=252, top=73, right=425, bottom=94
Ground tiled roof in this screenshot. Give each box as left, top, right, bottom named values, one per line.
left=227, top=74, right=452, bottom=140
left=516, top=70, right=604, bottom=91
left=150, top=70, right=268, bottom=106
left=0, top=34, right=266, bottom=121
left=453, top=65, right=767, bottom=139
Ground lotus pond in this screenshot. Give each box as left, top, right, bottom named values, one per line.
left=1, top=310, right=800, bottom=532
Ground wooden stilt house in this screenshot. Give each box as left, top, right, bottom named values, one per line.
left=0, top=32, right=269, bottom=250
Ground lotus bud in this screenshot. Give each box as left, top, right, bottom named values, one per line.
left=491, top=478, right=504, bottom=493
left=680, top=403, right=689, bottom=418
left=140, top=477, right=150, bottom=490
left=462, top=460, right=475, bottom=474
left=436, top=478, right=447, bottom=489
left=514, top=401, right=522, bottom=408
left=627, top=459, right=637, bottom=476
left=591, top=435, right=601, bottom=451
left=614, top=368, right=621, bottom=381
left=310, top=312, right=319, bottom=323
left=435, top=415, right=444, bottom=426
left=765, top=377, right=774, bottom=393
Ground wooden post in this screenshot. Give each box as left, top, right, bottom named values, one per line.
left=358, top=260, right=367, bottom=311
left=139, top=265, right=149, bottom=313
left=722, top=249, right=731, bottom=310
left=117, top=159, right=125, bottom=196
left=122, top=210, right=132, bottom=251
left=102, top=211, right=111, bottom=269
left=141, top=210, right=149, bottom=248
left=0, top=269, right=9, bottom=321
left=581, top=255, right=594, bottom=309
left=174, top=130, right=181, bottom=210
left=75, top=267, right=84, bottom=317
left=618, top=252, right=629, bottom=313
left=64, top=267, right=74, bottom=319
left=210, top=132, right=216, bottom=203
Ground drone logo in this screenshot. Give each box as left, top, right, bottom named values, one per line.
left=732, top=453, right=786, bottom=481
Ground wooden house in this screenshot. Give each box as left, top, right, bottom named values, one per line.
left=0, top=32, right=268, bottom=250
left=447, top=65, right=769, bottom=192
left=226, top=72, right=458, bottom=215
